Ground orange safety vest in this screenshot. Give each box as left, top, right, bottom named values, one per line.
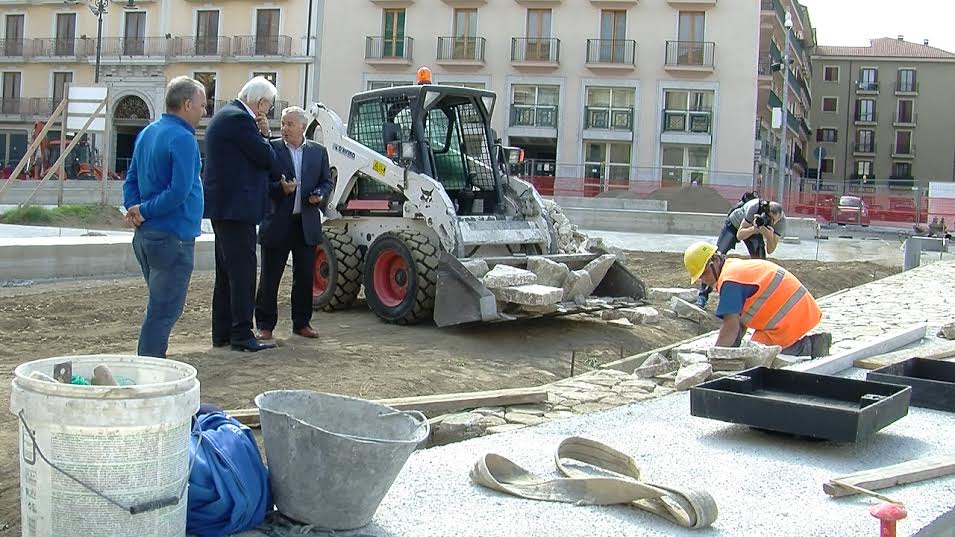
left=717, top=259, right=821, bottom=349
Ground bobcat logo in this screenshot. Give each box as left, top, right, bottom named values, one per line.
left=419, top=187, right=434, bottom=203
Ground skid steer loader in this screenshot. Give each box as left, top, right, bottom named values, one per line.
left=304, top=81, right=646, bottom=326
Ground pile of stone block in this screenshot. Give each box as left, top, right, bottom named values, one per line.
left=633, top=340, right=785, bottom=391
left=471, top=254, right=620, bottom=314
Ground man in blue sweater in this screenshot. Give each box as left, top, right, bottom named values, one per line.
left=123, top=76, right=206, bottom=358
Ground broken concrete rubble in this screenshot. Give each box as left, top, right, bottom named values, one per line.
left=634, top=360, right=679, bottom=379
left=482, top=264, right=537, bottom=289
left=460, top=259, right=489, bottom=279
left=675, top=362, right=713, bottom=391
left=649, top=288, right=699, bottom=302
left=708, top=345, right=782, bottom=368
left=526, top=256, right=570, bottom=287
left=562, top=269, right=595, bottom=302
left=676, top=352, right=708, bottom=366
left=670, top=297, right=709, bottom=322
left=492, top=284, right=564, bottom=306
left=938, top=322, right=955, bottom=340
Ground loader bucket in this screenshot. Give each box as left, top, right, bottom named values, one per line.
left=433, top=252, right=647, bottom=327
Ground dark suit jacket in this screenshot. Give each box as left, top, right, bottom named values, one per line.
left=202, top=99, right=276, bottom=224
left=258, top=138, right=334, bottom=248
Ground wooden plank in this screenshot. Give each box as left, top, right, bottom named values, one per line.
left=225, top=386, right=549, bottom=427
left=824, top=455, right=955, bottom=498
left=789, top=324, right=927, bottom=375
left=854, top=339, right=955, bottom=370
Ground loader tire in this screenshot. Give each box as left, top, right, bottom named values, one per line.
left=363, top=230, right=438, bottom=325
left=313, top=227, right=363, bottom=311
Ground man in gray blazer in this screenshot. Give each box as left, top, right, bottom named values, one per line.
left=254, top=106, right=334, bottom=340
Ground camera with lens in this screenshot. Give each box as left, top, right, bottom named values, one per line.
left=752, top=200, right=772, bottom=227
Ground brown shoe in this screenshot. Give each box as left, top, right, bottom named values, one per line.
left=256, top=329, right=273, bottom=341
left=293, top=325, right=318, bottom=338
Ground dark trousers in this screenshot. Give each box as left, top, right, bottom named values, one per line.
left=211, top=220, right=258, bottom=344
left=699, top=220, right=767, bottom=303
left=254, top=215, right=316, bottom=331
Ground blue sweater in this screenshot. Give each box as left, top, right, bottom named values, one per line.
left=123, top=113, right=203, bottom=240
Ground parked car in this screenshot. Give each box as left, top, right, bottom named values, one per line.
left=834, top=195, right=870, bottom=226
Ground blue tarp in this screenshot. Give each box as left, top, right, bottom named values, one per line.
left=187, top=411, right=271, bottom=537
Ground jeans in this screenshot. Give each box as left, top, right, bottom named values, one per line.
left=132, top=228, right=195, bottom=358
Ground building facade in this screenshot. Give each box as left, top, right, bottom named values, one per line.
left=314, top=0, right=760, bottom=196
left=807, top=37, right=955, bottom=194
left=0, top=0, right=318, bottom=176
left=755, top=0, right=815, bottom=198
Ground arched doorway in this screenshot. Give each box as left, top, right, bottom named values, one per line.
left=113, top=94, right=151, bottom=176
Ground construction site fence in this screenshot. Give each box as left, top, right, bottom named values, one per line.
left=517, top=162, right=951, bottom=229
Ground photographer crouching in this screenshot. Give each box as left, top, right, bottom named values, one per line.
left=696, top=197, right=787, bottom=307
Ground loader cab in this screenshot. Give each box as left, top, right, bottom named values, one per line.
left=347, top=84, right=504, bottom=215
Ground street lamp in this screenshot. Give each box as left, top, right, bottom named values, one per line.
left=65, top=0, right=137, bottom=83
left=777, top=10, right=793, bottom=208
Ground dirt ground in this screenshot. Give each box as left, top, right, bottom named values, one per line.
left=0, top=252, right=897, bottom=533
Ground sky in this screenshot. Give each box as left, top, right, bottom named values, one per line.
left=797, top=0, right=955, bottom=53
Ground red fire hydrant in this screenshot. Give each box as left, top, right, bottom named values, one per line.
left=870, top=503, right=907, bottom=537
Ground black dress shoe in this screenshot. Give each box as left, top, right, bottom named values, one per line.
left=230, top=338, right=277, bottom=352
left=212, top=340, right=229, bottom=348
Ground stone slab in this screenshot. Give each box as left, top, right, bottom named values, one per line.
left=526, top=256, right=570, bottom=287
left=633, top=360, right=678, bottom=379
left=583, top=254, right=616, bottom=288
left=674, top=363, right=713, bottom=391
left=562, top=269, right=595, bottom=302
left=669, top=296, right=708, bottom=322
left=492, top=284, right=564, bottom=306
left=649, top=287, right=699, bottom=302
left=460, top=259, right=489, bottom=278
left=482, top=264, right=537, bottom=289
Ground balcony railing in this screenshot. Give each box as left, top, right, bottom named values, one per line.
left=436, top=36, right=485, bottom=61
left=98, top=37, right=171, bottom=57
left=511, top=37, right=560, bottom=63
left=175, top=36, right=231, bottom=57
left=663, top=108, right=711, bottom=134
left=365, top=36, right=413, bottom=60
left=585, top=106, right=633, bottom=130
left=854, top=142, right=876, bottom=153
left=0, top=38, right=25, bottom=57
left=585, top=39, right=636, bottom=65
left=856, top=81, right=879, bottom=92
left=31, top=38, right=90, bottom=57
left=895, top=80, right=918, bottom=93
left=757, top=53, right=773, bottom=76
left=895, top=112, right=918, bottom=125
left=233, top=35, right=293, bottom=56
left=0, top=97, right=58, bottom=117
left=854, top=111, right=877, bottom=123
left=894, top=143, right=916, bottom=156
left=761, top=0, right=785, bottom=24
left=510, top=104, right=558, bottom=128
left=888, top=175, right=915, bottom=189
left=665, top=41, right=715, bottom=68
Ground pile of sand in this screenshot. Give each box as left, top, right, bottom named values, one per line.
left=645, top=186, right=732, bottom=214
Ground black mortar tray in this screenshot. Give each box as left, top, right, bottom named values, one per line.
left=868, top=358, right=955, bottom=412
left=690, top=367, right=911, bottom=442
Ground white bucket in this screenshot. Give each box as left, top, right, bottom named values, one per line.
left=9, top=355, right=200, bottom=537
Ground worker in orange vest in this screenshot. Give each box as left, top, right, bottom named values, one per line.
left=684, top=241, right=832, bottom=357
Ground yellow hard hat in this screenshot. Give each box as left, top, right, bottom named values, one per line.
left=684, top=241, right=718, bottom=283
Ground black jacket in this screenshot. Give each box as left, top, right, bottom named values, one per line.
left=202, top=99, right=276, bottom=224
left=258, top=138, right=334, bottom=248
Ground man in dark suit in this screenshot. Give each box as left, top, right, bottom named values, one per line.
left=254, top=106, right=334, bottom=340
left=202, top=76, right=278, bottom=352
